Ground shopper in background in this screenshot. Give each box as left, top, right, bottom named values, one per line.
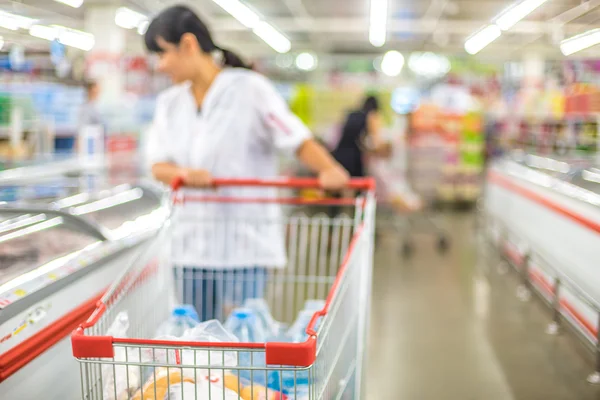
left=332, top=95, right=385, bottom=178
left=144, top=5, right=349, bottom=320
left=79, top=81, right=102, bottom=126
left=75, top=81, right=105, bottom=154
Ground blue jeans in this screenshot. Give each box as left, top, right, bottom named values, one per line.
left=175, top=267, right=268, bottom=322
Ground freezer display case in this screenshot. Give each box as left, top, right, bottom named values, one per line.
left=0, top=182, right=171, bottom=400
left=0, top=154, right=108, bottom=203
left=485, top=154, right=600, bottom=372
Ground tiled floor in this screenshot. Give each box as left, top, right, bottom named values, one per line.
left=366, top=213, right=600, bottom=400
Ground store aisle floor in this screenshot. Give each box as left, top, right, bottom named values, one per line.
left=366, top=213, right=600, bottom=400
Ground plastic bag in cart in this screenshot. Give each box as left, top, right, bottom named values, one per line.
left=180, top=320, right=240, bottom=371
left=102, top=312, right=142, bottom=400
left=141, top=320, right=240, bottom=383
left=165, top=381, right=240, bottom=400
left=132, top=369, right=240, bottom=400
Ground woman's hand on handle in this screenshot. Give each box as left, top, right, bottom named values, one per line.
left=297, top=139, right=350, bottom=190
left=318, top=164, right=350, bottom=190
left=180, top=168, right=212, bottom=188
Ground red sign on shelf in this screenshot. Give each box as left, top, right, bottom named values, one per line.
left=107, top=135, right=137, bottom=153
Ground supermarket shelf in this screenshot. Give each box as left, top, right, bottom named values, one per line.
left=0, top=127, right=77, bottom=139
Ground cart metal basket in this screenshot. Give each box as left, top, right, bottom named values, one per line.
left=72, top=177, right=375, bottom=400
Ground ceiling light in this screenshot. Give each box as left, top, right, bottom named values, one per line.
left=55, top=25, right=95, bottom=51
left=29, top=25, right=58, bottom=41
left=409, top=52, right=451, bottom=78
left=253, top=21, right=291, bottom=53
left=30, top=25, right=95, bottom=51
left=276, top=54, right=294, bottom=68
left=369, top=0, right=388, bottom=47
left=54, top=0, right=84, bottom=8
left=212, top=0, right=260, bottom=29
left=137, top=20, right=150, bottom=35
left=381, top=50, right=404, bottom=77
left=115, top=7, right=148, bottom=31
left=295, top=52, right=317, bottom=71
left=0, top=11, right=36, bottom=31
left=464, top=25, right=501, bottom=55
left=495, top=0, right=549, bottom=31
left=560, top=29, right=600, bottom=56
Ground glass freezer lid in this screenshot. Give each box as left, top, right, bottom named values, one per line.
left=571, top=168, right=600, bottom=194
left=0, top=215, right=100, bottom=292
left=62, top=184, right=163, bottom=232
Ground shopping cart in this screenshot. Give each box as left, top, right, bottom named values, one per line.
left=71, top=177, right=375, bottom=400
left=399, top=131, right=450, bottom=257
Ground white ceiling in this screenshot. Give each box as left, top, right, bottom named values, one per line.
left=0, top=0, right=600, bottom=59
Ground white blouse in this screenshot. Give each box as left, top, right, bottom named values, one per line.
left=146, top=68, right=311, bottom=269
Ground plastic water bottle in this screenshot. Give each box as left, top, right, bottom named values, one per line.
left=177, top=304, right=200, bottom=322
left=243, top=298, right=286, bottom=340
left=285, top=384, right=310, bottom=399
left=224, top=308, right=267, bottom=342
left=303, top=299, right=325, bottom=312
left=225, top=309, right=281, bottom=390
left=156, top=306, right=199, bottom=338
left=286, top=310, right=319, bottom=343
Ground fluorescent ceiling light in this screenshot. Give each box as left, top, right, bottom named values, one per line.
left=29, top=25, right=58, bottom=41
left=495, top=0, right=548, bottom=31
left=295, top=52, right=317, bottom=71
left=212, top=0, right=260, bottom=29
left=30, top=25, right=95, bottom=51
left=276, top=54, right=294, bottom=68
left=0, top=11, right=36, bottom=31
left=381, top=50, right=404, bottom=77
left=137, top=20, right=150, bottom=35
left=369, top=0, right=388, bottom=47
left=409, top=52, right=451, bottom=78
left=212, top=0, right=289, bottom=53
left=115, top=7, right=148, bottom=30
left=464, top=25, right=501, bottom=55
left=56, top=25, right=95, bottom=51
left=560, top=29, right=600, bottom=56
left=54, top=0, right=84, bottom=8
left=253, top=21, right=291, bottom=53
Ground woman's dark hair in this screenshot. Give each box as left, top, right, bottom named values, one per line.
left=361, top=95, right=379, bottom=114
left=144, top=5, right=250, bottom=69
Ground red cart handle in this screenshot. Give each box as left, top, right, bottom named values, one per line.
left=170, top=176, right=375, bottom=191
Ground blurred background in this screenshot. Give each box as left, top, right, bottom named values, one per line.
left=2, top=0, right=600, bottom=399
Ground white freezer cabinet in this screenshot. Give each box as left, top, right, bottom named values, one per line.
left=0, top=182, right=171, bottom=400
left=485, top=155, right=600, bottom=370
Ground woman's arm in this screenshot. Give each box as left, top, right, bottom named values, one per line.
left=296, top=139, right=349, bottom=189
left=152, top=162, right=212, bottom=187
left=366, top=111, right=383, bottom=149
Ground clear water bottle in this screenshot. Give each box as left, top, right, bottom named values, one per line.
left=177, top=304, right=200, bottom=322
left=156, top=306, right=199, bottom=338
left=224, top=308, right=267, bottom=342
left=243, top=298, right=286, bottom=340
left=285, top=384, right=310, bottom=400
left=286, top=310, right=320, bottom=343
left=225, top=309, right=281, bottom=390
left=303, top=299, right=325, bottom=312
